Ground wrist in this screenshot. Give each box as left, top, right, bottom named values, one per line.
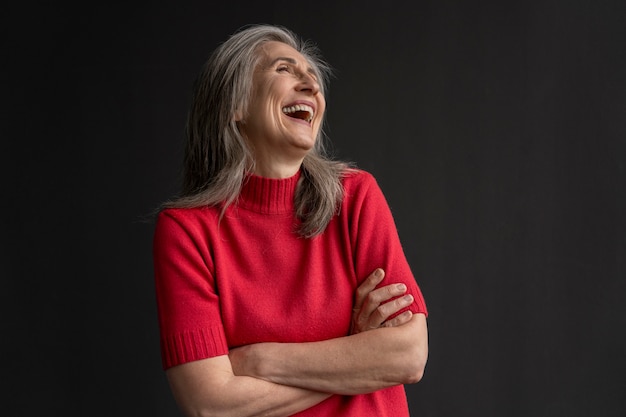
left=229, top=343, right=277, bottom=380
left=253, top=342, right=280, bottom=381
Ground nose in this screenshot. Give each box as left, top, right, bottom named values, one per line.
left=296, top=71, right=320, bottom=95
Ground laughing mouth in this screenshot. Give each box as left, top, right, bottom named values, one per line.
left=282, top=104, right=314, bottom=123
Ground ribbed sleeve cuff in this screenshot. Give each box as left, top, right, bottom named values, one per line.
left=160, top=326, right=229, bottom=370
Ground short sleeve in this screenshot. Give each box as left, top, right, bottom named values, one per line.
left=153, top=210, right=229, bottom=369
left=347, top=172, right=428, bottom=317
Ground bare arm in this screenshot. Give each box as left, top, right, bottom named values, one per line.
left=166, top=355, right=331, bottom=417
left=165, top=269, right=412, bottom=416
left=230, top=269, right=428, bottom=395
left=230, top=313, right=428, bottom=395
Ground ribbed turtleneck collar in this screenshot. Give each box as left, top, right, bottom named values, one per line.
left=237, top=170, right=301, bottom=214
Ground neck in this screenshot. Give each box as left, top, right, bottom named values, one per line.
left=252, top=157, right=304, bottom=179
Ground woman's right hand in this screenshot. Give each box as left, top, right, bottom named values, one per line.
left=350, top=268, right=414, bottom=334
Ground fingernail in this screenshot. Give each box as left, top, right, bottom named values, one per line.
left=396, top=284, right=407, bottom=292
left=375, top=269, right=384, bottom=279
left=403, top=294, right=414, bottom=303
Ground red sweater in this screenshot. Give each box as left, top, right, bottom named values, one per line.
left=153, top=169, right=427, bottom=416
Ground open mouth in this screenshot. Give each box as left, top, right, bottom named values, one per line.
left=282, top=104, right=314, bottom=123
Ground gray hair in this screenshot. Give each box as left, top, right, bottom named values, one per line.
left=165, top=24, right=350, bottom=237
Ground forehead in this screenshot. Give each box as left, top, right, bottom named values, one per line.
left=256, top=41, right=312, bottom=68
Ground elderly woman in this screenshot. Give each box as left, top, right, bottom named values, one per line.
left=153, top=24, right=428, bottom=416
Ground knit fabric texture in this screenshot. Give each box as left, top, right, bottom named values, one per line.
left=153, top=169, right=428, bottom=416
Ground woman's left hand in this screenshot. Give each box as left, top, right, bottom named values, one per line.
left=350, top=268, right=414, bottom=334
left=229, top=268, right=427, bottom=395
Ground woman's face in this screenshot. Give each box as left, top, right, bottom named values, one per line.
left=238, top=41, right=326, bottom=177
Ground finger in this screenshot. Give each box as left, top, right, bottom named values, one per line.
left=381, top=310, right=413, bottom=328
left=367, top=294, right=414, bottom=328
left=358, top=283, right=408, bottom=323
left=353, top=268, right=385, bottom=311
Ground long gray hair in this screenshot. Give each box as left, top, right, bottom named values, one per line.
left=164, top=24, right=350, bottom=237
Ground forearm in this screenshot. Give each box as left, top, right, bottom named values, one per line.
left=232, top=314, right=428, bottom=395
left=167, top=356, right=331, bottom=417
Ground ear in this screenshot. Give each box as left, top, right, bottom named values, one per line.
left=234, top=108, right=244, bottom=122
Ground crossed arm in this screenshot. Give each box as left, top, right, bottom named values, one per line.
left=166, top=269, right=428, bottom=417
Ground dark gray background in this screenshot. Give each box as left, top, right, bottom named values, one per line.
left=3, top=1, right=625, bottom=416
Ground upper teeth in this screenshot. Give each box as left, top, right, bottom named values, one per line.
left=282, top=104, right=314, bottom=122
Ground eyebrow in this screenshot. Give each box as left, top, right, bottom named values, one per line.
left=268, top=56, right=317, bottom=77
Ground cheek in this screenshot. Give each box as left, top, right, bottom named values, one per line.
left=317, top=98, right=326, bottom=120
left=319, top=95, right=326, bottom=110
left=315, top=101, right=326, bottom=130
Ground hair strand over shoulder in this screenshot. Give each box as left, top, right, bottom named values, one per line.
left=163, top=24, right=352, bottom=237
